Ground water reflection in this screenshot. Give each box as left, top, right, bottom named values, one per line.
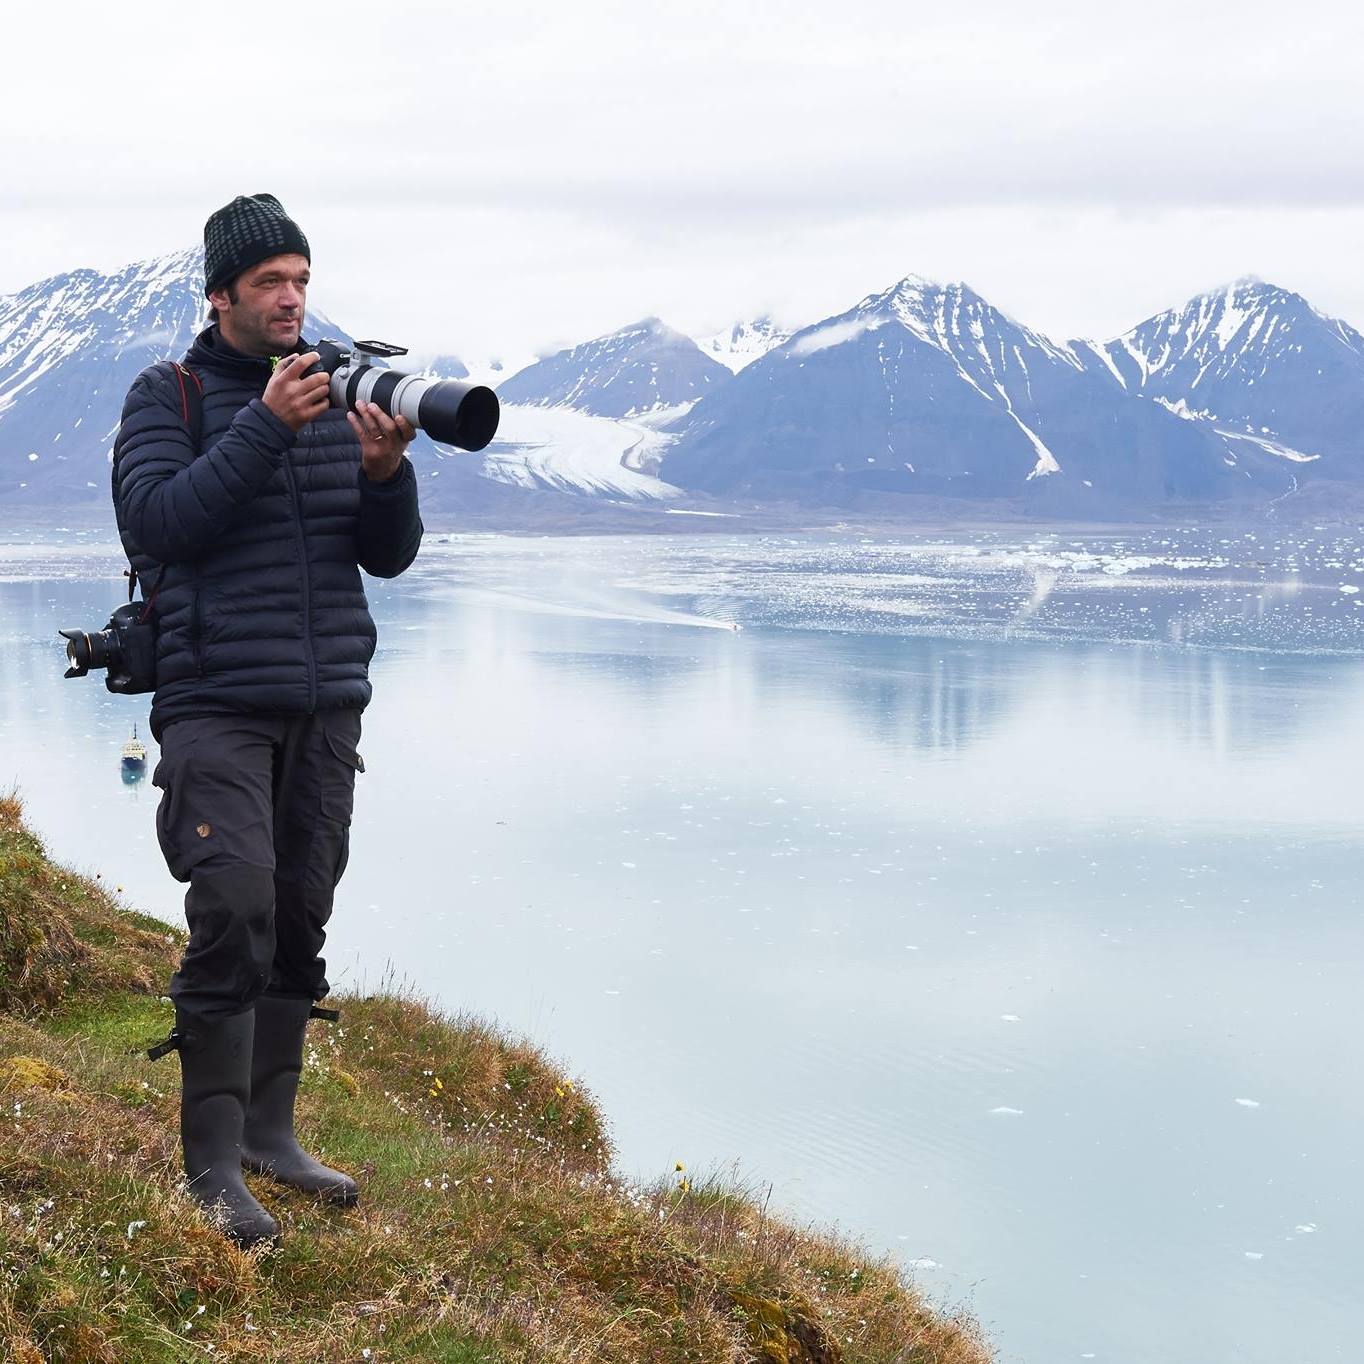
left=1, top=535, right=1361, bottom=1364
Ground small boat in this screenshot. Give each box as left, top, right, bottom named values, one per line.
left=121, top=724, right=147, bottom=773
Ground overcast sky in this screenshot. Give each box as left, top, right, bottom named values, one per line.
left=6, top=0, right=1364, bottom=363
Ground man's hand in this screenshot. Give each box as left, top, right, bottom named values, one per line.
left=349, top=400, right=416, bottom=482
left=263, top=353, right=331, bottom=432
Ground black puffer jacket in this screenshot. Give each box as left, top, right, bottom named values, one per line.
left=113, top=325, right=423, bottom=741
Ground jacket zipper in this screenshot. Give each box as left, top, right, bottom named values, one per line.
left=280, top=437, right=318, bottom=711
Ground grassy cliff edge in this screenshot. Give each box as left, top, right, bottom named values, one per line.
left=0, top=794, right=991, bottom=1364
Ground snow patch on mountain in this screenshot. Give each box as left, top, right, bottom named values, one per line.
left=698, top=316, right=793, bottom=371
left=1216, top=429, right=1319, bottom=463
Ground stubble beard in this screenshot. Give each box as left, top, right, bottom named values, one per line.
left=220, top=310, right=301, bottom=358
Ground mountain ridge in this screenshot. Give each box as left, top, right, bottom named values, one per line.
left=1, top=248, right=1359, bottom=522
left=496, top=316, right=731, bottom=418
left=659, top=272, right=1305, bottom=512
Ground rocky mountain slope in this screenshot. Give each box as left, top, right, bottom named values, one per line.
left=1075, top=278, right=1364, bottom=467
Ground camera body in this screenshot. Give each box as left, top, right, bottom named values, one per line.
left=59, top=601, right=158, bottom=694
left=305, top=339, right=500, bottom=451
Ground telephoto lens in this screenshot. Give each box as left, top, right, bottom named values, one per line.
left=312, top=340, right=500, bottom=451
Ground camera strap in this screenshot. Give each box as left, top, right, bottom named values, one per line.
left=124, top=361, right=205, bottom=621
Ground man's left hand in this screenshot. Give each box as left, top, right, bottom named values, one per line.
left=350, top=400, right=416, bottom=482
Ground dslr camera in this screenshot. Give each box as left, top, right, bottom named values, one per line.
left=60, top=597, right=158, bottom=694
left=305, top=339, right=500, bottom=450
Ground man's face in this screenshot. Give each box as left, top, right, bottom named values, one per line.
left=208, top=253, right=310, bottom=356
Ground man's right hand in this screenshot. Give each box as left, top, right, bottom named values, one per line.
left=263, top=352, right=331, bottom=432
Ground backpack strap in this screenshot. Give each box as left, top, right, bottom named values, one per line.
left=169, top=361, right=205, bottom=450
left=122, top=361, right=204, bottom=615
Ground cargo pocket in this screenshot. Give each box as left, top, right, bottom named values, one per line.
left=152, top=746, right=221, bottom=884
left=320, top=713, right=365, bottom=883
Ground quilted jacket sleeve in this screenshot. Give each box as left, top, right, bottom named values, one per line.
left=356, top=456, right=423, bottom=579
left=114, top=368, right=296, bottom=563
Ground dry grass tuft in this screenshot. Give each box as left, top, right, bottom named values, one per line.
left=0, top=1055, right=72, bottom=1093
left=0, top=793, right=178, bottom=1017
left=0, top=798, right=993, bottom=1363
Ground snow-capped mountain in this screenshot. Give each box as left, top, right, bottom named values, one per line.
left=3, top=247, right=1361, bottom=523
left=661, top=276, right=1298, bottom=510
left=496, top=317, right=731, bottom=418
left=0, top=248, right=346, bottom=508
left=0, top=249, right=682, bottom=520
left=697, top=316, right=793, bottom=372
left=1077, top=278, right=1364, bottom=463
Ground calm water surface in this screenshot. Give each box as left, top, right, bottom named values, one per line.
left=2, top=528, right=1360, bottom=1364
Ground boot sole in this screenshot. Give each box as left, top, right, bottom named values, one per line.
left=242, top=1158, right=360, bottom=1207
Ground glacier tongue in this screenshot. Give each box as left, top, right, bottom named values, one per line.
left=481, top=403, right=682, bottom=500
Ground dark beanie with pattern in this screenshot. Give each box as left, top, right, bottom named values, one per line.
left=203, top=193, right=310, bottom=297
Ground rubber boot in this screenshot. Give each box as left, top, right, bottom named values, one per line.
left=241, top=994, right=359, bottom=1206
left=176, top=1007, right=280, bottom=1247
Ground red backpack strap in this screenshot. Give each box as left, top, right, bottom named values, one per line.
left=171, top=361, right=189, bottom=421
left=167, top=362, right=204, bottom=451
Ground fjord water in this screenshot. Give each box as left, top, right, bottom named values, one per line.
left=3, top=529, right=1360, bottom=1364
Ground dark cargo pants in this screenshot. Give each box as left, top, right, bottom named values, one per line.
left=151, top=709, right=365, bottom=1026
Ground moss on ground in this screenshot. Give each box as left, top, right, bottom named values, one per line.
left=0, top=793, right=992, bottom=1363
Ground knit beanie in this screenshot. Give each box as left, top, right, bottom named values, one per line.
left=203, top=193, right=310, bottom=297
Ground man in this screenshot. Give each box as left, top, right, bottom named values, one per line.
left=112, top=193, right=422, bottom=1246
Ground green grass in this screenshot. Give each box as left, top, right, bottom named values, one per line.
left=0, top=793, right=993, bottom=1364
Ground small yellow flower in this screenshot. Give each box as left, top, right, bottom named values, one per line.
left=679, top=1178, right=691, bottom=1193
left=675, top=1161, right=685, bottom=1173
